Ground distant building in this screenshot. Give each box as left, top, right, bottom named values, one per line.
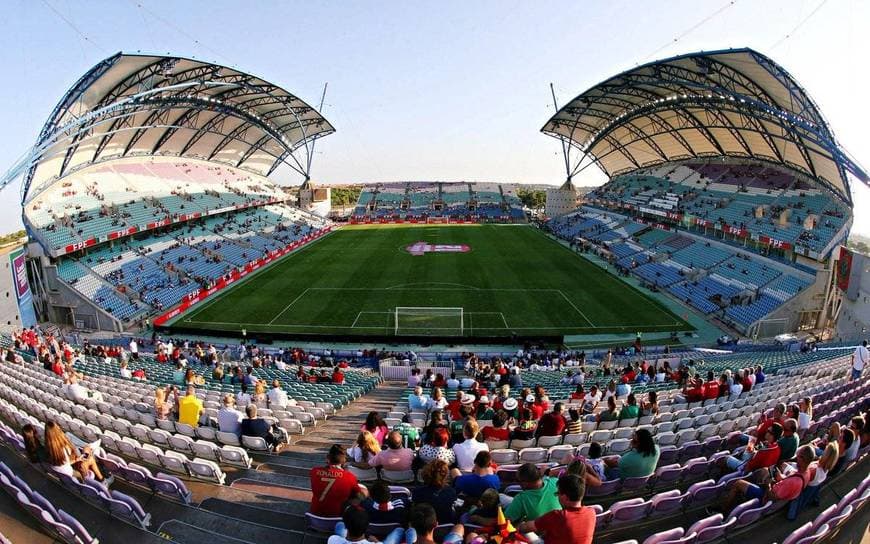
left=297, top=179, right=332, bottom=218
left=545, top=179, right=582, bottom=218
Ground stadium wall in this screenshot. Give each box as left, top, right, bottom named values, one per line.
left=40, top=264, right=123, bottom=332
left=0, top=245, right=37, bottom=333
left=835, top=249, right=870, bottom=339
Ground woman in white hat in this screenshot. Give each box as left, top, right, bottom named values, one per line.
left=502, top=396, right=519, bottom=420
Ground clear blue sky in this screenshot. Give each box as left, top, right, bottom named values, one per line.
left=0, top=0, right=867, bottom=234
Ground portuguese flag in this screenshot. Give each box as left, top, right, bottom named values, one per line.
left=837, top=246, right=853, bottom=292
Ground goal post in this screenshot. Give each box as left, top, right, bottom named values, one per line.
left=394, top=307, right=464, bottom=336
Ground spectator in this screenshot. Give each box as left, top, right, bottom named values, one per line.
left=848, top=416, right=865, bottom=451
left=392, top=414, right=421, bottom=449
left=252, top=380, right=267, bottom=404
left=565, top=408, right=583, bottom=435
left=812, top=422, right=839, bottom=457
left=44, top=421, right=105, bottom=482
left=408, top=503, right=464, bottom=544
left=407, top=368, right=422, bottom=388
left=641, top=391, right=659, bottom=416
left=235, top=383, right=252, bottom=405
left=851, top=339, right=868, bottom=380
left=370, top=431, right=415, bottom=472
left=463, top=487, right=501, bottom=528
left=446, top=391, right=464, bottom=421
left=721, top=423, right=783, bottom=474
left=615, top=378, right=631, bottom=399
left=310, top=445, right=363, bottom=517
left=329, top=502, right=408, bottom=544
left=217, top=393, right=243, bottom=436
left=418, top=427, right=455, bottom=466
left=517, top=474, right=595, bottom=544
left=63, top=373, right=90, bottom=402
left=426, top=387, right=448, bottom=412
left=797, top=397, right=813, bottom=436
left=716, top=445, right=815, bottom=516
left=449, top=403, right=474, bottom=444
left=421, top=410, right=447, bottom=445
left=266, top=379, right=290, bottom=409
left=536, top=402, right=567, bottom=438
left=22, top=423, right=47, bottom=464
left=501, top=397, right=519, bottom=420
left=604, top=429, right=659, bottom=479
left=778, top=419, right=800, bottom=462
left=348, top=430, right=381, bottom=468
left=446, top=372, right=460, bottom=389
left=412, top=460, right=457, bottom=525
left=360, top=411, right=389, bottom=445
left=172, top=361, right=185, bottom=384
left=363, top=480, right=410, bottom=525
left=585, top=442, right=606, bottom=481
left=703, top=371, right=719, bottom=402
left=754, top=365, right=766, bottom=385
left=736, top=403, right=786, bottom=446
left=570, top=384, right=585, bottom=401
left=408, top=386, right=429, bottom=411
left=154, top=386, right=172, bottom=420
left=453, top=451, right=500, bottom=499
left=475, top=396, right=494, bottom=420
left=453, top=420, right=488, bottom=472
left=241, top=404, right=283, bottom=451
left=504, top=463, right=562, bottom=523
left=831, top=428, right=858, bottom=475
left=331, top=367, right=345, bottom=385
left=596, top=396, right=619, bottom=424
left=119, top=360, right=132, bottom=379
left=511, top=408, right=537, bottom=441
left=802, top=442, right=838, bottom=506
left=481, top=411, right=510, bottom=442
left=177, top=385, right=203, bottom=427
left=619, top=394, right=639, bottom=421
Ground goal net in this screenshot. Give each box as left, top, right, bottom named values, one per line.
left=394, top=307, right=464, bottom=336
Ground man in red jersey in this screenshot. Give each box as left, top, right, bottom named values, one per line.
left=309, top=445, right=363, bottom=517
left=518, top=474, right=595, bottom=544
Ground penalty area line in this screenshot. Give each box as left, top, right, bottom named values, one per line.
left=267, top=288, right=310, bottom=325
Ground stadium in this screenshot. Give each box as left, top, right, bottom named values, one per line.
left=0, top=36, right=868, bottom=544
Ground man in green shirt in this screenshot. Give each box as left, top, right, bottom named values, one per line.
left=777, top=419, right=800, bottom=462
left=504, top=463, right=562, bottom=523
left=393, top=417, right=421, bottom=448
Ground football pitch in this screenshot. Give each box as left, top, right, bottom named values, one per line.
left=171, top=224, right=692, bottom=339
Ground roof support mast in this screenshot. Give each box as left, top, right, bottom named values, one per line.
left=304, top=82, right=329, bottom=182
left=550, top=83, right=573, bottom=183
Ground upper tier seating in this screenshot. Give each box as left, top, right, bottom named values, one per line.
left=25, top=157, right=288, bottom=252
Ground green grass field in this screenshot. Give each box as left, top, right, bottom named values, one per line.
left=171, top=224, right=692, bottom=338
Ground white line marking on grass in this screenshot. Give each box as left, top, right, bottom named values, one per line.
left=385, top=282, right=480, bottom=290
left=557, top=289, right=596, bottom=328
left=501, top=312, right=510, bottom=328
left=267, top=288, right=310, bottom=325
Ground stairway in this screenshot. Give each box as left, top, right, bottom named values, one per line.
left=280, top=381, right=408, bottom=456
